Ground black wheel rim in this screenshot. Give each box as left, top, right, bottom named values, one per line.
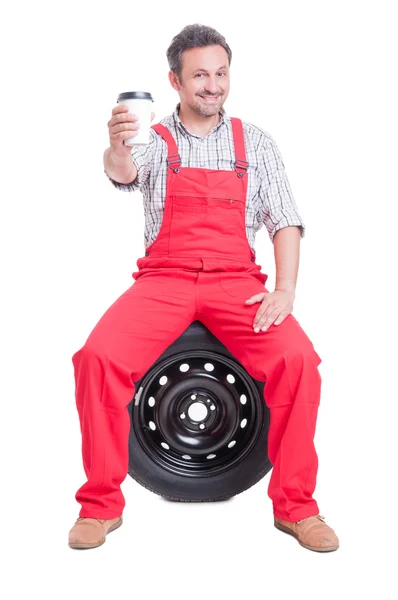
left=131, top=350, right=265, bottom=477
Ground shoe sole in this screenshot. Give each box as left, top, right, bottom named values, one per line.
left=274, top=521, right=339, bottom=552
left=68, top=518, right=123, bottom=550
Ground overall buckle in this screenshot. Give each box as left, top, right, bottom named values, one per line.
left=235, top=158, right=249, bottom=178
left=167, top=153, right=181, bottom=173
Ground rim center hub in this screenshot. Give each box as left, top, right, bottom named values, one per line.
left=187, top=401, right=209, bottom=422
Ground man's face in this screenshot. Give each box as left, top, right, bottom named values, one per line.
left=170, top=45, right=230, bottom=117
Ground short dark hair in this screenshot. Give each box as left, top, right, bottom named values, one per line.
left=166, top=24, right=232, bottom=80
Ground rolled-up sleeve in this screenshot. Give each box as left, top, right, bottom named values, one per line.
left=259, top=135, right=306, bottom=243
left=105, top=129, right=155, bottom=192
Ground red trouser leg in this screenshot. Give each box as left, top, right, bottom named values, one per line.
left=71, top=271, right=197, bottom=519
left=196, top=271, right=323, bottom=523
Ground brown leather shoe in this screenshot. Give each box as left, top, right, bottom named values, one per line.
left=274, top=514, right=339, bottom=552
left=68, top=516, right=123, bottom=549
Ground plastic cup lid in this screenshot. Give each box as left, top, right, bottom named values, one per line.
left=117, top=91, right=153, bottom=102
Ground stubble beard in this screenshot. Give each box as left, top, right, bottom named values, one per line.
left=190, top=95, right=224, bottom=118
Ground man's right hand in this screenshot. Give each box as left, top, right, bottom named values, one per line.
left=107, top=104, right=156, bottom=160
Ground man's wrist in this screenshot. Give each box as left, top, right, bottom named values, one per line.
left=104, top=147, right=137, bottom=183
left=275, top=281, right=296, bottom=295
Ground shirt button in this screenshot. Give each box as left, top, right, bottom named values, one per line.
left=251, top=257, right=255, bottom=262
left=145, top=251, right=149, bottom=256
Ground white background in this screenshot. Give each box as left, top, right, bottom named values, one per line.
left=1, top=0, right=397, bottom=598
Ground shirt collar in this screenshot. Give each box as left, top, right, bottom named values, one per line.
left=173, top=103, right=227, bottom=138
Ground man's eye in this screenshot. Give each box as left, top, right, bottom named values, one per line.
left=218, top=73, right=226, bottom=76
left=195, top=73, right=205, bottom=78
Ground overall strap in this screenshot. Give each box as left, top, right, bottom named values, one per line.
left=151, top=123, right=181, bottom=173
left=230, top=117, right=249, bottom=178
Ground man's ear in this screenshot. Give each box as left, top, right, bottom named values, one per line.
left=168, top=70, right=181, bottom=92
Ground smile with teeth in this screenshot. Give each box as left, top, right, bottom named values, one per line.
left=199, top=96, right=220, bottom=102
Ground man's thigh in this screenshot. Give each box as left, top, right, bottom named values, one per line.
left=77, top=270, right=197, bottom=378
left=198, top=272, right=322, bottom=387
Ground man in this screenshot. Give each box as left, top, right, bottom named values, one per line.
left=69, top=24, right=339, bottom=552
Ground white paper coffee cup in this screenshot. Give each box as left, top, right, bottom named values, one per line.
left=117, top=91, right=154, bottom=146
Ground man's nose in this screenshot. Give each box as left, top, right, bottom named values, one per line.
left=205, top=77, right=220, bottom=94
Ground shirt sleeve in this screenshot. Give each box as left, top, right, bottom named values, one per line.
left=105, top=129, right=156, bottom=192
left=258, top=135, right=306, bottom=243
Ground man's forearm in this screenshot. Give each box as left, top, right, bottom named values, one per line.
left=103, top=147, right=138, bottom=184
left=273, top=226, right=301, bottom=294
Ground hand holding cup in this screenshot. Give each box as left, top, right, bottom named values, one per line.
left=108, top=103, right=155, bottom=160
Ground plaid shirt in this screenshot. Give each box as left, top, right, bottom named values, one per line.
left=106, top=104, right=306, bottom=253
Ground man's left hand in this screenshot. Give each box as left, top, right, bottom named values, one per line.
left=245, top=290, right=295, bottom=332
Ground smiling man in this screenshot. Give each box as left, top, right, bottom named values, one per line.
left=69, top=24, right=339, bottom=553
left=175, top=46, right=228, bottom=120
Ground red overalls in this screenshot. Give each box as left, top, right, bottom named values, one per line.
left=72, top=118, right=323, bottom=523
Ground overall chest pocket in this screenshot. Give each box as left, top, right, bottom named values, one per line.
left=209, top=197, right=245, bottom=234
left=168, top=195, right=245, bottom=254
left=171, top=195, right=209, bottom=210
